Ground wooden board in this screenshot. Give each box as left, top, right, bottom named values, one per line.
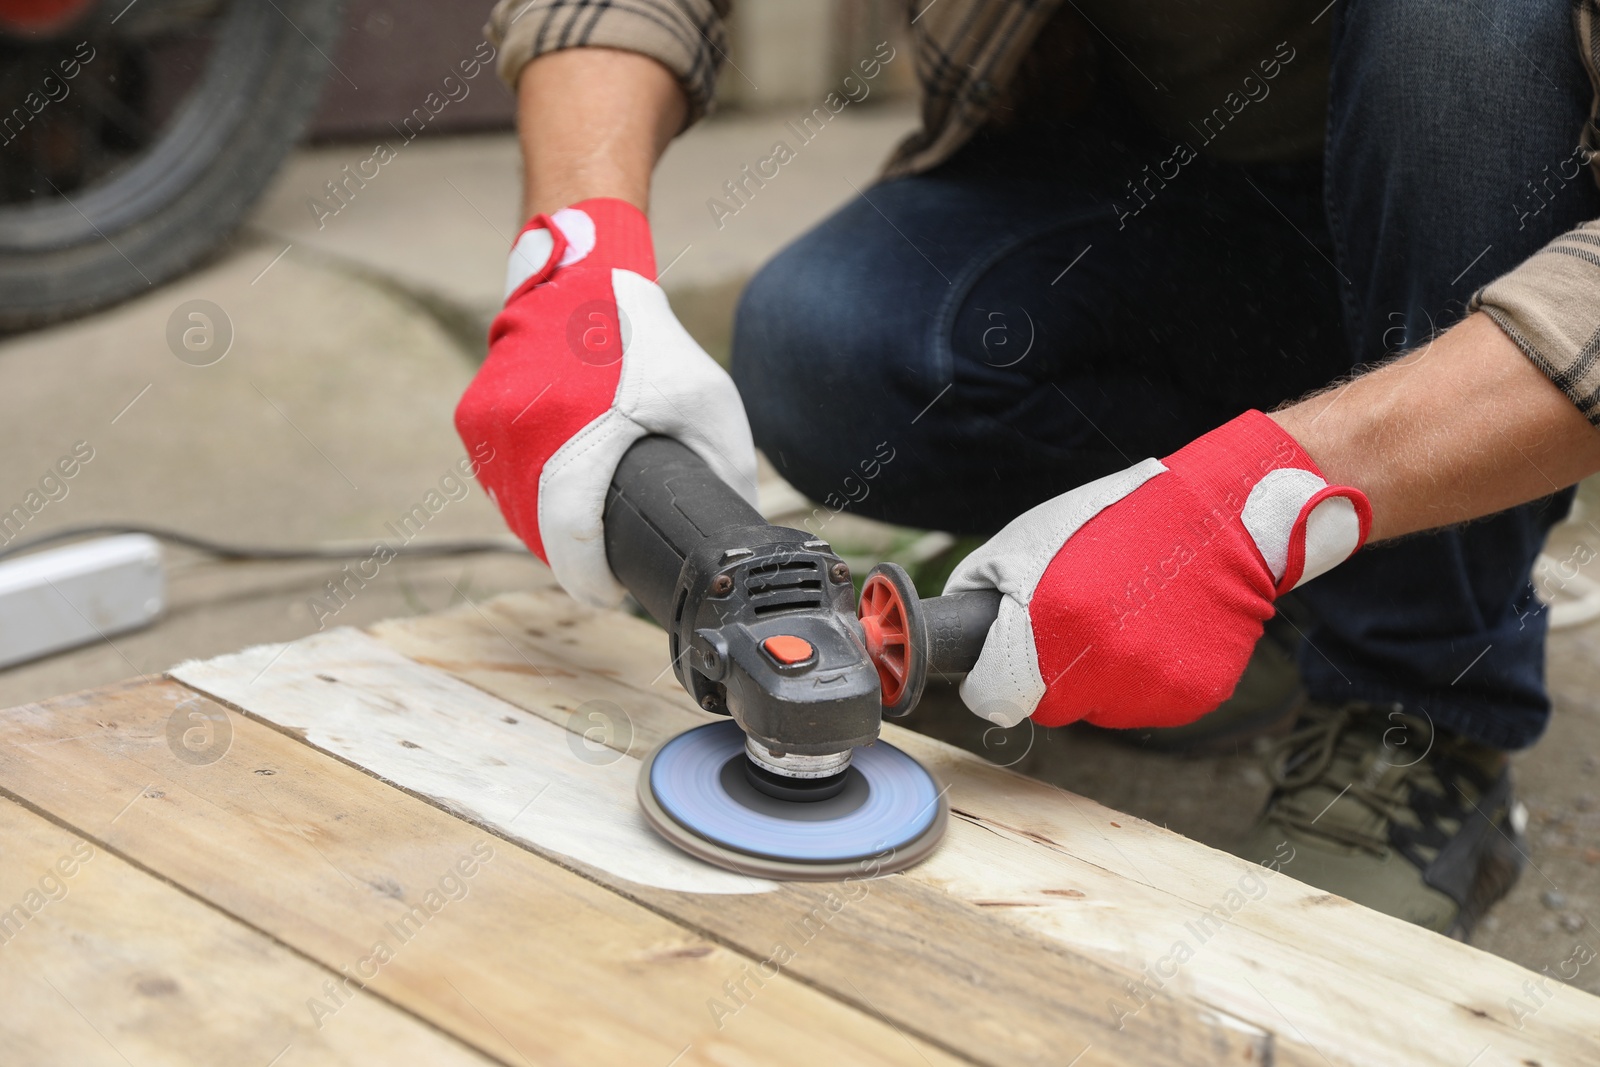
left=0, top=795, right=491, bottom=1066
left=368, top=591, right=1600, bottom=1066
left=0, top=681, right=961, bottom=1067
left=170, top=628, right=1277, bottom=1067
left=1, top=585, right=1596, bottom=1066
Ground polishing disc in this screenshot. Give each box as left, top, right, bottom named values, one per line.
left=638, top=720, right=948, bottom=880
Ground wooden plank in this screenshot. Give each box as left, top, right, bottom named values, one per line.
left=0, top=680, right=964, bottom=1067
left=223, top=627, right=763, bottom=896
left=370, top=591, right=1600, bottom=1066
left=375, top=586, right=711, bottom=756
left=0, top=796, right=491, bottom=1067
left=172, top=627, right=1297, bottom=1067
left=172, top=628, right=759, bottom=894
left=616, top=858, right=1292, bottom=1067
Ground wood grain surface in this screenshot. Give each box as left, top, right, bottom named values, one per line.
left=2, top=585, right=1596, bottom=1066
left=0, top=794, right=492, bottom=1066
left=369, top=591, right=1600, bottom=1067
left=171, top=629, right=1277, bottom=1067
left=0, top=681, right=960, bottom=1067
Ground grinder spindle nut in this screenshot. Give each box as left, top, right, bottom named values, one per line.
left=857, top=563, right=1004, bottom=716
left=857, top=563, right=929, bottom=717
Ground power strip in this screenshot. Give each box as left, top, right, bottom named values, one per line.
left=0, top=534, right=165, bottom=670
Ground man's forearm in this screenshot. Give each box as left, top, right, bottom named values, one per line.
left=516, top=48, right=687, bottom=221
left=1272, top=312, right=1600, bottom=542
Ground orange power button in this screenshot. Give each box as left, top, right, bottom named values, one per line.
left=762, top=635, right=815, bottom=665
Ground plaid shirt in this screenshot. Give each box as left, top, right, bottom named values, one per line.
left=1470, top=2, right=1600, bottom=424
left=488, top=0, right=1600, bottom=425
left=486, top=0, right=1068, bottom=177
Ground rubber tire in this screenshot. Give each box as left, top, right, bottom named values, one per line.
left=0, top=0, right=345, bottom=331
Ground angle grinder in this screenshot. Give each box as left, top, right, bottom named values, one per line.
left=604, top=437, right=1001, bottom=880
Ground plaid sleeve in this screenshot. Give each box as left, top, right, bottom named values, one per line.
left=1468, top=2, right=1600, bottom=424
left=881, top=0, right=1067, bottom=180
left=1471, top=220, right=1600, bottom=425
left=486, top=0, right=731, bottom=123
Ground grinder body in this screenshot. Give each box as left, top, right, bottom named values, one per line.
left=604, top=436, right=1001, bottom=793
left=603, top=437, right=881, bottom=763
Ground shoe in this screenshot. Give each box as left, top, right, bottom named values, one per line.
left=1235, top=701, right=1529, bottom=940
left=1097, top=614, right=1304, bottom=754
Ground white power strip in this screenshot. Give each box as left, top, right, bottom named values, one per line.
left=0, top=535, right=165, bottom=670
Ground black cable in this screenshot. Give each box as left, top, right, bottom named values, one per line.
left=0, top=523, right=527, bottom=564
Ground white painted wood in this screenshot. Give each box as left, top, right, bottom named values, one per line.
left=370, top=591, right=1600, bottom=1067
left=164, top=594, right=1600, bottom=1066
left=170, top=629, right=774, bottom=896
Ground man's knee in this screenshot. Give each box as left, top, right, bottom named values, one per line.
left=730, top=249, right=825, bottom=425
left=1327, top=0, right=1595, bottom=287
left=731, top=206, right=936, bottom=485
left=1337, top=0, right=1579, bottom=125
left=735, top=273, right=892, bottom=503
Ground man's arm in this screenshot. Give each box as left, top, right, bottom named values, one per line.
left=515, top=47, right=687, bottom=220
left=1272, top=312, right=1600, bottom=542
left=457, top=44, right=757, bottom=607
left=945, top=313, right=1600, bottom=729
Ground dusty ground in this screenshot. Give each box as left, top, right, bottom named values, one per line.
left=3, top=111, right=1596, bottom=1001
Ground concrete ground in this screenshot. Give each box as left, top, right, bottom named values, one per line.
left=0, top=101, right=920, bottom=708
left=2, top=101, right=1596, bottom=996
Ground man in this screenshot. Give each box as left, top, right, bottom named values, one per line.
left=455, top=0, right=1600, bottom=939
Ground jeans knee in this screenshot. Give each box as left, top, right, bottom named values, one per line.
left=732, top=203, right=942, bottom=439
left=1337, top=0, right=1580, bottom=122
left=1327, top=0, right=1594, bottom=284
left=729, top=256, right=787, bottom=424
left=733, top=250, right=843, bottom=443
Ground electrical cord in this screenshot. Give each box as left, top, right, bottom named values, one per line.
left=0, top=523, right=528, bottom=565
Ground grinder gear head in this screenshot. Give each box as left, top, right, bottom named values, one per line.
left=606, top=439, right=996, bottom=877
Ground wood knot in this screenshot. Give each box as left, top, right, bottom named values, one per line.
left=134, top=976, right=180, bottom=997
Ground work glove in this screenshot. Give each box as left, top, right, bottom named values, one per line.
left=456, top=198, right=758, bottom=607
left=946, top=410, right=1371, bottom=729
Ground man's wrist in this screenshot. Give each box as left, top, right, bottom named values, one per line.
left=1267, top=312, right=1600, bottom=544
left=522, top=171, right=651, bottom=224
left=1268, top=400, right=1361, bottom=496
left=515, top=47, right=684, bottom=222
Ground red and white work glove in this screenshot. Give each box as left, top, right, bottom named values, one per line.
left=946, top=410, right=1371, bottom=729
left=455, top=199, right=758, bottom=606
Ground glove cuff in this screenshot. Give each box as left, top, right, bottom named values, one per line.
left=503, top=198, right=655, bottom=303
left=1162, top=409, right=1314, bottom=502
left=1165, top=410, right=1372, bottom=594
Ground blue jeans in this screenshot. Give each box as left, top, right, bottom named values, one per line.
left=730, top=0, right=1600, bottom=751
